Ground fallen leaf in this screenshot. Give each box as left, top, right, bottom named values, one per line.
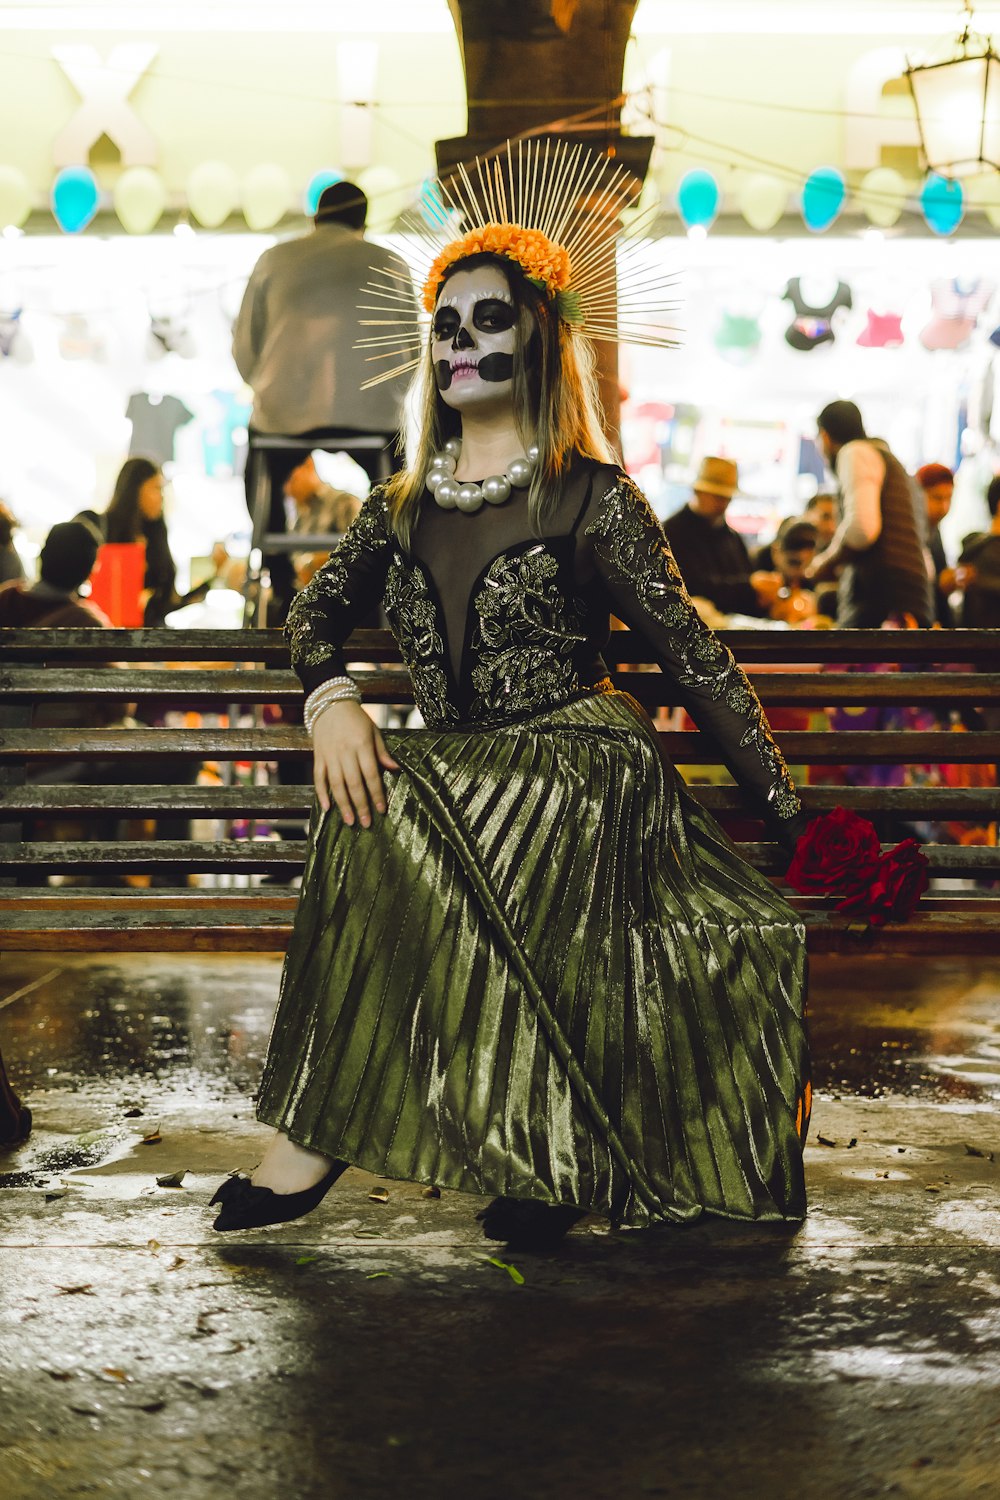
left=46, top=1369, right=73, bottom=1381
left=368, top=1188, right=390, bottom=1203
left=100, top=1368, right=131, bottom=1383
left=165, top=1256, right=186, bottom=1272
left=295, top=1255, right=317, bottom=1266
left=155, top=1170, right=187, bottom=1188
left=54, top=1284, right=95, bottom=1296
left=140, top=1129, right=162, bottom=1146
left=817, top=1135, right=837, bottom=1148
left=122, top=1107, right=144, bottom=1118
left=366, top=1271, right=392, bottom=1280
left=486, top=1256, right=525, bottom=1286
left=146, top=1239, right=161, bottom=1252
left=422, top=1185, right=441, bottom=1199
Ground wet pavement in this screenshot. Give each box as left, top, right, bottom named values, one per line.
left=1, top=951, right=999, bottom=1500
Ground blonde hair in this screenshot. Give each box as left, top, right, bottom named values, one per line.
left=384, top=254, right=614, bottom=549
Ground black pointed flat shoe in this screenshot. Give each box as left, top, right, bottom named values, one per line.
left=0, top=1104, right=31, bottom=1149
left=210, top=1160, right=347, bottom=1232
left=477, top=1195, right=585, bottom=1252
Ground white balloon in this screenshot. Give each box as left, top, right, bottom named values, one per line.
left=968, top=173, right=1000, bottom=229
left=357, top=165, right=404, bottom=233
left=738, top=174, right=787, bottom=232
left=242, top=163, right=293, bottom=231
left=113, top=167, right=166, bottom=234
left=0, top=165, right=31, bottom=229
left=857, top=167, right=906, bottom=228
left=186, top=161, right=239, bottom=229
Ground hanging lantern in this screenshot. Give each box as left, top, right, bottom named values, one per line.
left=676, top=169, right=719, bottom=229
left=801, top=166, right=846, bottom=232
left=921, top=172, right=965, bottom=233
left=905, top=3, right=1000, bottom=176
left=305, top=168, right=343, bottom=217
left=52, top=166, right=100, bottom=233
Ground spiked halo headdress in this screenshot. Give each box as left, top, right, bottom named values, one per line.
left=356, top=137, right=678, bottom=389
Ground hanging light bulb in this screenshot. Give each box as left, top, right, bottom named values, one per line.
left=904, top=1, right=1000, bottom=177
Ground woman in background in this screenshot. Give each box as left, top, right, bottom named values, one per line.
left=83, top=457, right=213, bottom=627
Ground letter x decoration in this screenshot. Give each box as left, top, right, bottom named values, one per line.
left=52, top=44, right=159, bottom=168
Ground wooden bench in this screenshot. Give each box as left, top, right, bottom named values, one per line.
left=1, top=626, right=998, bottom=956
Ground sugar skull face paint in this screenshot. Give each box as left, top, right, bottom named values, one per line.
left=431, top=265, right=520, bottom=408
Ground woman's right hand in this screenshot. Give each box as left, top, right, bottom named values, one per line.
left=311, top=700, right=400, bottom=827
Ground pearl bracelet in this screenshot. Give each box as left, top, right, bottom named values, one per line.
left=304, top=677, right=361, bottom=734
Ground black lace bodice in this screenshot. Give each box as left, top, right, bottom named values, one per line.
left=286, top=463, right=801, bottom=827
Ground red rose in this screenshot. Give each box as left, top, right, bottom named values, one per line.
left=837, top=839, right=930, bottom=926
left=786, top=807, right=881, bottom=898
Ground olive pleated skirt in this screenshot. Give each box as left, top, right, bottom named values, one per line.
left=256, top=689, right=810, bottom=1227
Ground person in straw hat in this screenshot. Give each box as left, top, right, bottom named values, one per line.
left=210, top=142, right=811, bottom=1249
left=663, top=456, right=778, bottom=618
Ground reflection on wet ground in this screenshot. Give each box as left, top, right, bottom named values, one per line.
left=1, top=952, right=998, bottom=1500
left=4, top=952, right=999, bottom=1114
left=808, top=957, right=1000, bottom=1105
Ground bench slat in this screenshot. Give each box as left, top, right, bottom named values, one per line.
left=3, top=625, right=999, bottom=663
left=0, top=840, right=308, bottom=872
left=5, top=665, right=1000, bottom=708
left=1, top=903, right=997, bottom=955
left=1, top=838, right=995, bottom=878
left=3, top=782, right=997, bottom=819
left=6, top=728, right=998, bottom=763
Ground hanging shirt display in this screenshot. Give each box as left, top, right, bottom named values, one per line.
left=126, top=391, right=195, bottom=465
left=782, top=277, right=852, bottom=351
left=919, top=277, right=994, bottom=351
left=856, top=309, right=904, bottom=348
left=713, top=307, right=763, bottom=365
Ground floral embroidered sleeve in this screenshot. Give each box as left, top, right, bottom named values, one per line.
left=284, top=486, right=394, bottom=697
left=586, top=474, right=802, bottom=830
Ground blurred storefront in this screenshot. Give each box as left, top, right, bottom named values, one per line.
left=1, top=0, right=999, bottom=584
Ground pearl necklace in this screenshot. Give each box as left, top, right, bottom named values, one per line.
left=425, top=437, right=540, bottom=513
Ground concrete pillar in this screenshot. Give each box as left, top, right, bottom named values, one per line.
left=436, top=0, right=652, bottom=452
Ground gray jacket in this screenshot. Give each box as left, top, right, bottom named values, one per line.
left=232, top=223, right=416, bottom=436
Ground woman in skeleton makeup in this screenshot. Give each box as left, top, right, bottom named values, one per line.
left=211, top=147, right=811, bottom=1247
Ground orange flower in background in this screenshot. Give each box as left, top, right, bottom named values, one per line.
left=422, top=224, right=572, bottom=311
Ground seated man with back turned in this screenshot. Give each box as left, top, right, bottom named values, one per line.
left=663, top=456, right=773, bottom=617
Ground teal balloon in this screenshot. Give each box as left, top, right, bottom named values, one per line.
left=801, top=167, right=845, bottom=232
left=677, top=169, right=719, bottom=228
left=921, top=173, right=964, bottom=236
left=51, top=166, right=99, bottom=234
left=419, top=176, right=449, bottom=229
left=304, top=168, right=343, bottom=216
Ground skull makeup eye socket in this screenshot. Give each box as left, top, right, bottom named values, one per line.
left=432, top=309, right=460, bottom=340
left=473, top=299, right=516, bottom=333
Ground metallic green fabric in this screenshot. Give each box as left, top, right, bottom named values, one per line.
left=256, top=688, right=810, bottom=1227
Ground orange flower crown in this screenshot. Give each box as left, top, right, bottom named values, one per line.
left=421, top=224, right=572, bottom=314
